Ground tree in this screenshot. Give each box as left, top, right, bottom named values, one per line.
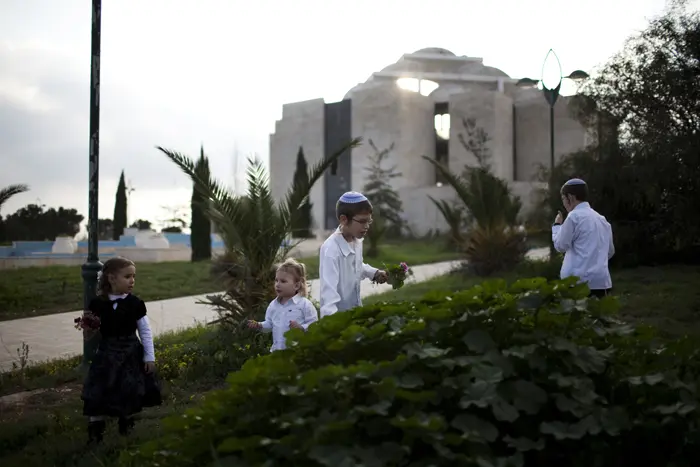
left=98, top=218, right=114, bottom=240
left=130, top=219, right=152, bottom=230
left=0, top=184, right=29, bottom=213
left=156, top=137, right=361, bottom=327
left=545, top=1, right=700, bottom=266
left=159, top=205, right=189, bottom=234
left=112, top=171, right=127, bottom=240
left=0, top=204, right=83, bottom=241
left=363, top=139, right=404, bottom=245
left=290, top=147, right=313, bottom=238
left=191, top=146, right=212, bottom=261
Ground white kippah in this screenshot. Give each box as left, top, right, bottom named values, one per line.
left=338, top=191, right=368, bottom=203
left=564, top=178, right=586, bottom=186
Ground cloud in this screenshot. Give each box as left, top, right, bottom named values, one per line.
left=0, top=41, right=260, bottom=223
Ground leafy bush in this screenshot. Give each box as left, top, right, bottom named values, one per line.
left=464, top=226, right=527, bottom=276
left=514, top=256, right=564, bottom=281
left=125, top=278, right=700, bottom=467
left=154, top=325, right=269, bottom=385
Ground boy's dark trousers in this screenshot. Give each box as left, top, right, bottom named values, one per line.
left=589, top=288, right=612, bottom=298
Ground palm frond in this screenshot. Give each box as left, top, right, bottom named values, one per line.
left=157, top=146, right=247, bottom=251
left=0, top=184, right=29, bottom=211
left=422, top=156, right=476, bottom=210
left=157, top=140, right=360, bottom=326
left=424, top=156, right=521, bottom=231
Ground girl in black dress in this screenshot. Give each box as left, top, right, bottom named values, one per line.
left=81, top=256, right=162, bottom=444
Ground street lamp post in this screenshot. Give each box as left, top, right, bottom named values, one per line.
left=81, top=0, right=103, bottom=367
left=516, top=49, right=589, bottom=171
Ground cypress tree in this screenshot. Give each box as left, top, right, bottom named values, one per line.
left=191, top=146, right=212, bottom=261
left=112, top=170, right=127, bottom=240
left=291, top=146, right=313, bottom=238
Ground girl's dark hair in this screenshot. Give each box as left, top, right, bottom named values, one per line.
left=277, top=258, right=308, bottom=297
left=97, top=256, right=135, bottom=296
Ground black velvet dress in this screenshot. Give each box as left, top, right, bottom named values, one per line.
left=81, top=294, right=162, bottom=418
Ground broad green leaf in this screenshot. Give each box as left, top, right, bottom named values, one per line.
left=451, top=413, right=499, bottom=442
left=464, top=329, right=498, bottom=353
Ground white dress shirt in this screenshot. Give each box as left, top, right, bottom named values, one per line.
left=259, top=294, right=319, bottom=352
left=108, top=293, right=155, bottom=362
left=551, top=202, right=615, bottom=290
left=319, top=228, right=378, bottom=318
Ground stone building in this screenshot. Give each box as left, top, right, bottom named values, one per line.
left=269, top=47, right=590, bottom=236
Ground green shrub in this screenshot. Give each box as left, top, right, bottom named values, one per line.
left=155, top=325, right=270, bottom=385
left=464, top=226, right=528, bottom=276
left=124, top=278, right=700, bottom=467
left=514, top=256, right=563, bottom=281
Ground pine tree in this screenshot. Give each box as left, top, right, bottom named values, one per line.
left=112, top=171, right=128, bottom=240
left=191, top=146, right=212, bottom=261
left=291, top=146, right=313, bottom=238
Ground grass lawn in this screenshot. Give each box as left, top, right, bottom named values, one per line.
left=0, top=325, right=263, bottom=466
left=0, top=240, right=461, bottom=322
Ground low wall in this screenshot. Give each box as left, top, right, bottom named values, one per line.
left=0, top=247, right=227, bottom=270
left=0, top=239, right=323, bottom=270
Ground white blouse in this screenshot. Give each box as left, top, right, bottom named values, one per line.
left=258, top=294, right=318, bottom=352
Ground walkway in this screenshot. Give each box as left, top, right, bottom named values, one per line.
left=0, top=247, right=548, bottom=371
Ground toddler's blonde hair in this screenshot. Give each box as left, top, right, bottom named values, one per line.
left=277, top=258, right=308, bottom=297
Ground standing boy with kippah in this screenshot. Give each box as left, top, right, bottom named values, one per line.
left=319, top=191, right=388, bottom=318
left=552, top=178, right=615, bottom=297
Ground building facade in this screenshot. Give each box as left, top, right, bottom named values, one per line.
left=269, top=47, right=590, bottom=236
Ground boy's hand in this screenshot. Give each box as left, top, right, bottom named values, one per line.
left=144, top=361, right=156, bottom=374
left=247, top=320, right=262, bottom=330
left=554, top=211, right=564, bottom=225
left=289, top=320, right=303, bottom=330
left=374, top=270, right=388, bottom=284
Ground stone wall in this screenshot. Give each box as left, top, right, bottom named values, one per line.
left=269, top=98, right=326, bottom=231
left=448, top=90, right=514, bottom=181
left=514, top=92, right=589, bottom=182
left=350, top=83, right=435, bottom=192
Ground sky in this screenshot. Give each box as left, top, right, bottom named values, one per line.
left=0, top=0, right=693, bottom=230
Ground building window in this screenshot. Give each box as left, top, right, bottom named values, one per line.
left=396, top=78, right=439, bottom=96
left=434, top=102, right=449, bottom=185
left=434, top=113, right=450, bottom=141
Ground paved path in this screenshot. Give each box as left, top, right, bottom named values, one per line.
left=0, top=247, right=549, bottom=372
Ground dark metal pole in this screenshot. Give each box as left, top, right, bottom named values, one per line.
left=549, top=104, right=555, bottom=170
left=81, top=0, right=103, bottom=368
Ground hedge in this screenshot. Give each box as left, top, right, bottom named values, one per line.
left=123, top=277, right=700, bottom=467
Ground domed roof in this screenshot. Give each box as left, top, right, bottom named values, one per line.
left=411, top=47, right=456, bottom=56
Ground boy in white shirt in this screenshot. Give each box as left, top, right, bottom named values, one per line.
left=552, top=178, right=615, bottom=297
left=319, top=191, right=388, bottom=318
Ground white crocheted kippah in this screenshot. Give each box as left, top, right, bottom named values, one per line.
left=338, top=191, right=368, bottom=203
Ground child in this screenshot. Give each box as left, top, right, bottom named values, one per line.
left=552, top=178, right=615, bottom=297
left=81, top=256, right=162, bottom=444
left=247, top=258, right=318, bottom=352
left=319, top=191, right=388, bottom=318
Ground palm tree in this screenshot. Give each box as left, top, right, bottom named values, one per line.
left=423, top=157, right=526, bottom=276
left=428, top=197, right=465, bottom=248
left=0, top=184, right=29, bottom=213
left=156, top=138, right=361, bottom=326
